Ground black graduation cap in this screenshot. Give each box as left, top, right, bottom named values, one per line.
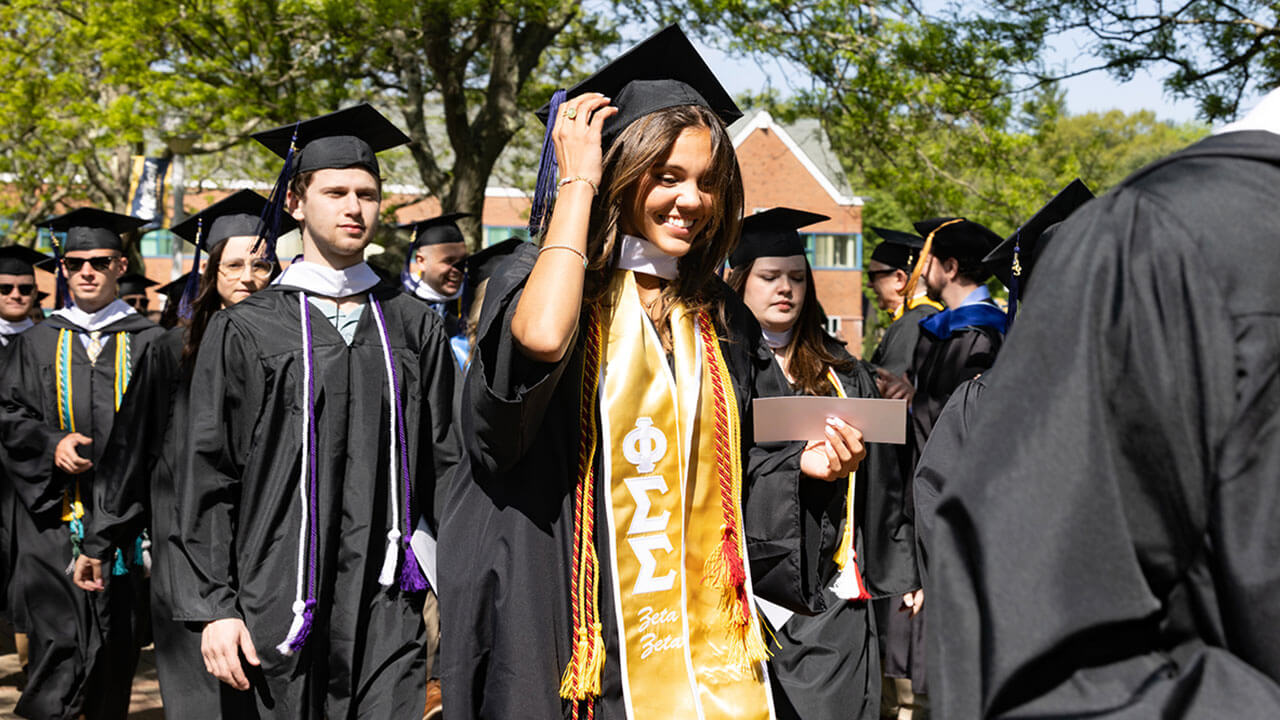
left=0, top=245, right=50, bottom=276
left=38, top=208, right=147, bottom=253
left=252, top=103, right=411, bottom=177
left=466, top=237, right=525, bottom=287
left=535, top=25, right=742, bottom=148
left=117, top=273, right=158, bottom=297
left=399, top=213, right=471, bottom=249
left=171, top=190, right=292, bottom=252
left=729, top=207, right=829, bottom=268
left=528, top=25, right=741, bottom=236
left=868, top=227, right=924, bottom=272
left=985, top=179, right=1094, bottom=291
left=912, top=217, right=1004, bottom=263
left=157, top=272, right=194, bottom=301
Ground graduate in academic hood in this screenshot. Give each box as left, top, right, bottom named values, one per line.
left=911, top=179, right=1093, bottom=585
left=172, top=104, right=460, bottom=720
left=726, top=208, right=919, bottom=720
left=71, top=190, right=285, bottom=719
left=865, top=227, right=942, bottom=383
left=400, top=213, right=471, bottom=366
left=0, top=208, right=164, bottom=720
left=928, top=90, right=1280, bottom=718
left=880, top=215, right=1006, bottom=715
left=439, top=25, right=864, bottom=720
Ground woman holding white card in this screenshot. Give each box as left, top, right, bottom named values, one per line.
left=728, top=207, right=920, bottom=720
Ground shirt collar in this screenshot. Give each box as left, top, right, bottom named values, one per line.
left=616, top=235, right=678, bottom=280
left=273, top=260, right=381, bottom=298
left=0, top=317, right=33, bottom=337
left=958, top=285, right=993, bottom=308
left=52, top=298, right=135, bottom=332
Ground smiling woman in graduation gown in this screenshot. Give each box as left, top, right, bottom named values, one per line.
left=927, top=112, right=1280, bottom=715
left=727, top=209, right=918, bottom=720
left=439, top=26, right=861, bottom=720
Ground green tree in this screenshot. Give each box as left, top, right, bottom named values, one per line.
left=971, top=0, right=1280, bottom=120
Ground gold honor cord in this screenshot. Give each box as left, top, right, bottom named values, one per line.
left=826, top=368, right=871, bottom=601
left=901, top=218, right=965, bottom=305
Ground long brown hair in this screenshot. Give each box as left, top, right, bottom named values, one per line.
left=571, top=104, right=744, bottom=335
left=727, top=258, right=854, bottom=396
left=180, top=240, right=280, bottom=368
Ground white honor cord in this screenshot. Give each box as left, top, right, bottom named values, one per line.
left=371, top=301, right=403, bottom=587
left=279, top=292, right=312, bottom=655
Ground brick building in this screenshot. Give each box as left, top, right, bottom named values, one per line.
left=25, top=110, right=866, bottom=348
left=729, top=109, right=865, bottom=346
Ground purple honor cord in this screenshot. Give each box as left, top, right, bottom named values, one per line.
left=279, top=292, right=428, bottom=657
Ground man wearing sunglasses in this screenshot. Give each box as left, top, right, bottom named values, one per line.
left=0, top=208, right=167, bottom=720
left=0, top=245, right=48, bottom=347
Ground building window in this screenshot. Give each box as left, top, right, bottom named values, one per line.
left=140, top=229, right=176, bottom=258
left=484, top=226, right=529, bottom=248
left=824, top=316, right=843, bottom=336
left=804, top=233, right=861, bottom=269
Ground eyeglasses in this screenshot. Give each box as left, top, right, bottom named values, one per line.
left=864, top=269, right=896, bottom=282
left=218, top=259, right=274, bottom=279
left=123, top=296, right=149, bottom=311
left=0, top=283, right=34, bottom=296
left=63, top=256, right=118, bottom=273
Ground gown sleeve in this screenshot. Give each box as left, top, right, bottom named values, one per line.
left=740, top=323, right=834, bottom=616
left=413, top=310, right=460, bottom=532
left=171, top=314, right=263, bottom=623
left=928, top=187, right=1280, bottom=716
left=0, top=333, right=69, bottom=515
left=82, top=333, right=180, bottom=560
left=462, top=243, right=577, bottom=478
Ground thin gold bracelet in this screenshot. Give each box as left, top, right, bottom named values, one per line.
left=538, top=244, right=588, bottom=268
left=557, top=176, right=599, bottom=195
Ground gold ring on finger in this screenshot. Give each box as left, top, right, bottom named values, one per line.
left=565, top=107, right=578, bottom=120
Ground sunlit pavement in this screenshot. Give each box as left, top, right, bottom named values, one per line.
left=0, top=620, right=164, bottom=719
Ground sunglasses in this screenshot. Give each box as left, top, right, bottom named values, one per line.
left=0, top=283, right=34, bottom=296
left=122, top=296, right=149, bottom=310
left=63, top=256, right=118, bottom=273
left=865, top=269, right=896, bottom=282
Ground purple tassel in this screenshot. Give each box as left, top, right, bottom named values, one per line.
left=400, top=540, right=429, bottom=592
left=254, top=124, right=300, bottom=262
left=177, top=218, right=203, bottom=321
left=527, top=89, right=567, bottom=237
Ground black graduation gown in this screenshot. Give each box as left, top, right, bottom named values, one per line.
left=885, top=301, right=1003, bottom=695
left=0, top=311, right=163, bottom=720
left=171, top=283, right=459, bottom=719
left=928, top=130, right=1280, bottom=717
left=870, top=302, right=939, bottom=377
left=439, top=243, right=841, bottom=720
left=755, top=338, right=919, bottom=720
left=1, top=328, right=27, bottom=623
left=84, top=326, right=256, bottom=717
left=907, top=305, right=1003, bottom=470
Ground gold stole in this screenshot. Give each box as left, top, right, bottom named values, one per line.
left=598, top=271, right=772, bottom=720
left=892, top=294, right=945, bottom=321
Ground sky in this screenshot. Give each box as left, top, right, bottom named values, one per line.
left=688, top=36, right=1206, bottom=126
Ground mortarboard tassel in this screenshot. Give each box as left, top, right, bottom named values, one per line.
left=177, top=218, right=204, bottom=321
left=49, top=234, right=71, bottom=309
left=1007, top=231, right=1021, bottom=325
left=528, top=89, right=567, bottom=238
left=255, top=124, right=300, bottom=263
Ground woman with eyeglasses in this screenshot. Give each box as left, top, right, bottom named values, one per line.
left=72, top=190, right=283, bottom=719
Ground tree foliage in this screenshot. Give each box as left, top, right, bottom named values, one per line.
left=0, top=0, right=624, bottom=251
left=972, top=0, right=1280, bottom=121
